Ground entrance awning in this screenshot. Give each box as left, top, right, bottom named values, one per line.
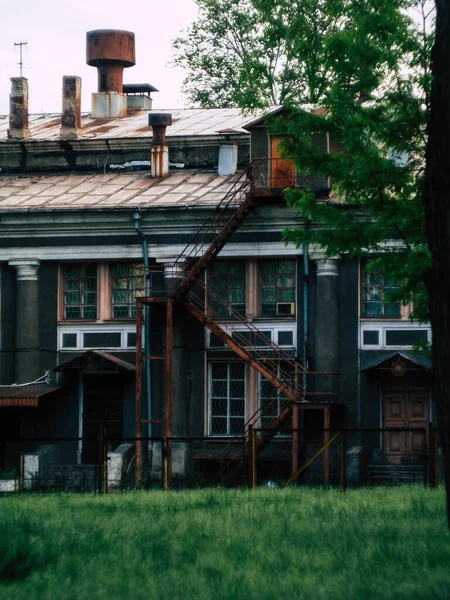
left=0, top=385, right=63, bottom=407
left=54, top=350, right=136, bottom=373
left=361, top=351, right=432, bottom=373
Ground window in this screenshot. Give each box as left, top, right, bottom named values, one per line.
left=63, top=264, right=97, bottom=319
left=111, top=263, right=145, bottom=318
left=209, top=362, right=245, bottom=436
left=259, top=362, right=294, bottom=432
left=208, top=261, right=246, bottom=318
left=259, top=260, right=296, bottom=317
left=362, top=267, right=401, bottom=317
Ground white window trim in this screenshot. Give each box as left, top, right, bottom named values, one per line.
left=207, top=322, right=297, bottom=350
left=360, top=320, right=431, bottom=350
left=58, top=323, right=138, bottom=351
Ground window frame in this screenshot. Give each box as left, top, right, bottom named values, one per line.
left=208, top=361, right=246, bottom=437
left=110, top=262, right=145, bottom=320
left=61, top=263, right=98, bottom=321
left=207, top=260, right=247, bottom=319
left=258, top=259, right=297, bottom=318
left=360, top=263, right=401, bottom=318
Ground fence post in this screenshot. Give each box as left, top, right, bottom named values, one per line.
left=162, top=437, right=169, bottom=491
left=103, top=430, right=108, bottom=495
left=97, top=425, right=104, bottom=493
left=19, top=426, right=24, bottom=495
left=249, top=425, right=257, bottom=489
left=340, top=433, right=346, bottom=493
left=432, top=428, right=439, bottom=489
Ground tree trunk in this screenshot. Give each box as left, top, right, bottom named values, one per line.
left=424, top=0, right=450, bottom=525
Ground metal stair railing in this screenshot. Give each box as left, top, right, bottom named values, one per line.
left=166, top=168, right=254, bottom=297
left=218, top=392, right=292, bottom=477
left=193, top=278, right=306, bottom=383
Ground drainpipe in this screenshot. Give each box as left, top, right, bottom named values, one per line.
left=132, top=211, right=152, bottom=438
left=302, top=231, right=310, bottom=389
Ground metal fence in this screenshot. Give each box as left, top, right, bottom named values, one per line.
left=0, top=427, right=440, bottom=494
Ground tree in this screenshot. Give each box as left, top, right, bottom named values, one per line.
left=173, top=0, right=343, bottom=108
left=424, top=0, right=450, bottom=524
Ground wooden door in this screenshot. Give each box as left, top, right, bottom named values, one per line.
left=270, top=137, right=296, bottom=188
left=82, top=375, right=123, bottom=464
left=383, top=379, right=430, bottom=464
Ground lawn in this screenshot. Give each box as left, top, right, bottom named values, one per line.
left=1, top=487, right=450, bottom=600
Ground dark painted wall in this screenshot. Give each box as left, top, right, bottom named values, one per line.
left=0, top=265, right=16, bottom=383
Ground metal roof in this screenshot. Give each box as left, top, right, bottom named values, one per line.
left=360, top=351, right=432, bottom=372
left=55, top=350, right=136, bottom=372
left=0, top=385, right=63, bottom=407
left=0, top=170, right=244, bottom=211
left=0, top=107, right=279, bottom=142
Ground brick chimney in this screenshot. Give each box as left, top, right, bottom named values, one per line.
left=60, top=76, right=81, bottom=139
left=148, top=113, right=172, bottom=177
left=8, top=77, right=29, bottom=140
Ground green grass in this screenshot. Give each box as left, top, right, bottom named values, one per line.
left=1, top=487, right=450, bottom=599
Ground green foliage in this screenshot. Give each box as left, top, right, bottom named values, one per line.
left=174, top=1, right=435, bottom=321
left=0, top=488, right=449, bottom=598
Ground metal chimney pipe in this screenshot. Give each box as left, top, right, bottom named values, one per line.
left=86, top=29, right=135, bottom=118
left=148, top=113, right=172, bottom=177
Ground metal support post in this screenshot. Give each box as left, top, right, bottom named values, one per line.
left=432, top=427, right=439, bottom=488
left=249, top=425, right=257, bottom=489
left=135, top=298, right=144, bottom=488
left=166, top=298, right=173, bottom=489
left=19, top=424, right=24, bottom=495
left=323, top=406, right=330, bottom=485
left=340, top=433, right=346, bottom=493
left=291, top=405, right=299, bottom=480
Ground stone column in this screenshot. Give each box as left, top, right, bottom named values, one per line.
left=314, top=259, right=340, bottom=375
left=9, top=259, right=40, bottom=383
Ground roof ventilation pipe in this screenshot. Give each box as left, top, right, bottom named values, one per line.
left=148, top=113, right=172, bottom=177
left=86, top=29, right=135, bottom=119
left=218, top=141, right=238, bottom=176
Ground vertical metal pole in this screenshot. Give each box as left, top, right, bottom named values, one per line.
left=166, top=298, right=173, bottom=489
left=433, top=428, right=439, bottom=489
left=323, top=405, right=330, bottom=485
left=103, top=429, right=108, bottom=495
left=19, top=421, right=24, bottom=495
left=97, top=424, right=104, bottom=493
left=135, top=298, right=143, bottom=488
left=250, top=425, right=257, bottom=489
left=340, top=433, right=346, bottom=493
left=291, top=405, right=299, bottom=479
left=162, top=438, right=168, bottom=490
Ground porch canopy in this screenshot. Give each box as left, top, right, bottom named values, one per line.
left=361, top=351, right=432, bottom=374
left=0, top=385, right=63, bottom=407
left=54, top=350, right=136, bottom=373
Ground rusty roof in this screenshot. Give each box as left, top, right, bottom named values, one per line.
left=0, top=385, right=63, bottom=407
left=0, top=107, right=279, bottom=142
left=0, top=170, right=245, bottom=211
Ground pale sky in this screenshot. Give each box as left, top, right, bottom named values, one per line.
left=0, top=0, right=199, bottom=115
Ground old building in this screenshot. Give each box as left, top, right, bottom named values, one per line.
left=0, top=30, right=433, bottom=490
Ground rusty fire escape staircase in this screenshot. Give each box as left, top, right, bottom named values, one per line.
left=169, top=165, right=308, bottom=479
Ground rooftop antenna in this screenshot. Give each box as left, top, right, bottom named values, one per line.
left=14, top=41, right=27, bottom=77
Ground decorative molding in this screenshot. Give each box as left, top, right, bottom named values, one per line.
left=2, top=241, right=304, bottom=262
left=316, top=259, right=339, bottom=277
left=9, top=259, right=40, bottom=281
